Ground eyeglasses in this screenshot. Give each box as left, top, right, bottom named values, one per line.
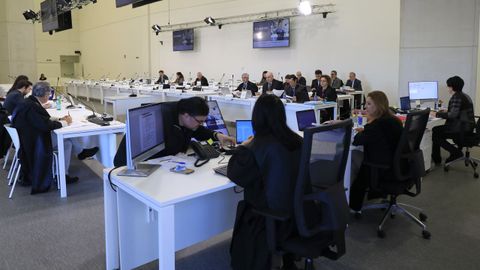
left=190, top=115, right=205, bottom=125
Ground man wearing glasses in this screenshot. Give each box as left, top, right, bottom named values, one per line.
left=114, top=97, right=235, bottom=166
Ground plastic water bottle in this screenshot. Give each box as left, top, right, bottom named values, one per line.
left=56, top=98, right=62, bottom=111
left=313, top=94, right=318, bottom=101
left=357, top=114, right=363, bottom=127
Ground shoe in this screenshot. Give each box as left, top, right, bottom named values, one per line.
left=66, top=175, right=79, bottom=184
left=77, top=147, right=99, bottom=160
left=445, top=152, right=463, bottom=164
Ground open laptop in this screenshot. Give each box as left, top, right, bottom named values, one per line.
left=204, top=100, right=229, bottom=136
left=296, top=109, right=317, bottom=131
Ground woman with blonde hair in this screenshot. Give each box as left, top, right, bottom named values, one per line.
left=349, top=91, right=404, bottom=212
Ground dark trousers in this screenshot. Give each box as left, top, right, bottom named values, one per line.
left=432, top=125, right=461, bottom=163
left=349, top=165, right=389, bottom=211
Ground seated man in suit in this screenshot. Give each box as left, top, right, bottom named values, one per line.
left=345, top=72, right=363, bottom=109
left=285, top=74, right=309, bottom=103
left=262, top=71, right=284, bottom=94
left=330, top=70, right=344, bottom=89
left=296, top=71, right=307, bottom=86
left=235, top=73, right=258, bottom=95
left=310, top=69, right=323, bottom=94
left=432, top=76, right=475, bottom=165
left=193, top=72, right=209, bottom=86
left=4, top=80, right=32, bottom=114
left=155, top=70, right=169, bottom=85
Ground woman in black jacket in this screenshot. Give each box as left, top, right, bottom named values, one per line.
left=349, top=91, right=403, bottom=212
left=227, top=94, right=303, bottom=270
left=312, top=75, right=338, bottom=122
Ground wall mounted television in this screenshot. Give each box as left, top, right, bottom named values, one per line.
left=41, top=0, right=58, bottom=32
left=173, top=29, right=194, bottom=51
left=253, top=18, right=290, bottom=48
left=132, top=0, right=162, bottom=8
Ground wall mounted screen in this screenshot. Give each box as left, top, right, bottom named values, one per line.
left=173, top=29, right=194, bottom=51
left=253, top=18, right=290, bottom=48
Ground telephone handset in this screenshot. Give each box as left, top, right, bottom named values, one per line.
left=191, top=141, right=220, bottom=167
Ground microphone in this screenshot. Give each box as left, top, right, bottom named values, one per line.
left=7, top=75, right=16, bottom=80
left=84, top=73, right=91, bottom=80
left=115, top=73, right=122, bottom=80
left=219, top=73, right=225, bottom=85
left=67, top=93, right=97, bottom=119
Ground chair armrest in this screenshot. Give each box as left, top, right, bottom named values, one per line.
left=252, top=207, right=291, bottom=221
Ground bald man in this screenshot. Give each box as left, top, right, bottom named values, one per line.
left=236, top=73, right=258, bottom=94
left=261, top=72, right=284, bottom=94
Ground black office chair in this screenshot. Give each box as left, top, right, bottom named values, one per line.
left=444, top=116, right=480, bottom=178
left=361, top=109, right=430, bottom=239
left=254, top=119, right=352, bottom=270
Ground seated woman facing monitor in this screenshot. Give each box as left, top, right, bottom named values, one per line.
left=349, top=91, right=403, bottom=212
left=227, top=94, right=304, bottom=270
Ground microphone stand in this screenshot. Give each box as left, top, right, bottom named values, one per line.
left=67, top=93, right=98, bottom=119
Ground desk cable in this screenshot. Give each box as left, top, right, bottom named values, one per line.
left=107, top=167, right=121, bottom=192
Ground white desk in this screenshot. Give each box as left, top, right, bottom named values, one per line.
left=48, top=106, right=125, bottom=198
left=104, top=157, right=242, bottom=270
left=103, top=95, right=164, bottom=119
left=337, top=94, right=354, bottom=114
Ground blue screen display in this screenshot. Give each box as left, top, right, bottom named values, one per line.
left=253, top=18, right=290, bottom=48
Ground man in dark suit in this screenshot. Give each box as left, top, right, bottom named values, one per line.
left=285, top=75, right=309, bottom=103
left=4, top=80, right=32, bottom=114
left=330, top=70, right=344, bottom=89
left=236, top=73, right=258, bottom=94
left=346, top=72, right=363, bottom=109
left=296, top=71, right=307, bottom=86
left=194, top=72, right=209, bottom=86
left=262, top=71, right=284, bottom=94
left=310, top=69, right=323, bottom=94
left=155, top=70, right=169, bottom=85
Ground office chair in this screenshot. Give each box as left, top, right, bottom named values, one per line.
left=253, top=120, right=352, bottom=270
left=360, top=109, right=430, bottom=239
left=444, top=116, right=480, bottom=178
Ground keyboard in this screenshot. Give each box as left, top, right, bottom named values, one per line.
left=88, top=117, right=110, bottom=126
left=213, top=165, right=228, bottom=176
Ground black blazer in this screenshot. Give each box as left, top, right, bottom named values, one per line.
left=311, top=79, right=321, bottom=92
left=262, top=79, right=284, bottom=92
left=285, top=84, right=309, bottom=103
left=298, top=76, right=307, bottom=86
left=155, top=74, right=169, bottom=85
left=312, top=86, right=337, bottom=102
left=4, top=90, right=24, bottom=114
left=236, top=81, right=259, bottom=94
left=346, top=79, right=363, bottom=91
left=194, top=76, right=209, bottom=86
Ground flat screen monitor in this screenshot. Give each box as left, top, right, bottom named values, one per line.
left=296, top=109, right=317, bottom=131
left=116, top=0, right=139, bottom=8
left=173, top=29, right=194, bottom=51
left=41, top=0, right=58, bottom=32
left=204, top=100, right=229, bottom=136
left=236, top=120, right=254, bottom=144
left=253, top=18, right=290, bottom=48
left=132, top=0, right=161, bottom=8
left=400, top=96, right=411, bottom=111
left=408, top=81, right=438, bottom=100
left=55, top=11, right=72, bottom=32
left=124, top=103, right=165, bottom=173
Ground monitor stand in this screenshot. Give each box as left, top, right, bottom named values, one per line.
left=118, top=163, right=160, bottom=177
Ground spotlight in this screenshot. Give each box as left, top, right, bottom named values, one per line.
left=22, top=9, right=38, bottom=21
left=298, top=1, right=312, bottom=16
left=204, top=16, right=216, bottom=26
left=218, top=24, right=223, bottom=29
left=152, top=24, right=161, bottom=35
left=322, top=12, right=329, bottom=19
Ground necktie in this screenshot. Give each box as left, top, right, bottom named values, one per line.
left=268, top=83, right=272, bottom=90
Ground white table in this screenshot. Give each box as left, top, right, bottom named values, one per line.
left=104, top=156, right=243, bottom=270
left=337, top=94, right=355, bottom=114
left=48, top=106, right=125, bottom=198
left=103, top=95, right=164, bottom=119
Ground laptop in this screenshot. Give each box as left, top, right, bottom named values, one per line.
left=400, top=96, right=411, bottom=112
left=296, top=109, right=317, bottom=131
left=204, top=100, right=229, bottom=136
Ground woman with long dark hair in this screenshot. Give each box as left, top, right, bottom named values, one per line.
left=227, top=94, right=302, bottom=270
left=173, top=72, right=185, bottom=85
left=7, top=75, right=29, bottom=95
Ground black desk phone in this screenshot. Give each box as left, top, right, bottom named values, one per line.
left=191, top=141, right=220, bottom=167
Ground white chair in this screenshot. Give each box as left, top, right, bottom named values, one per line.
left=4, top=124, right=21, bottom=199
left=3, top=142, right=13, bottom=170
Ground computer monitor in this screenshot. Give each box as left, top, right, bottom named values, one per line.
left=400, top=96, right=411, bottom=111
left=119, top=103, right=165, bottom=177
left=408, top=81, right=438, bottom=100
left=236, top=120, right=254, bottom=144
left=204, top=100, right=229, bottom=136
left=296, top=109, right=317, bottom=131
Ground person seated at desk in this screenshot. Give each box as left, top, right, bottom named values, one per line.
left=12, top=82, right=99, bottom=193
left=114, top=97, right=235, bottom=167
left=235, top=73, right=258, bottom=95
left=39, top=73, right=47, bottom=81
left=312, top=75, right=337, bottom=122
left=4, top=80, right=32, bottom=114
left=193, top=72, right=209, bottom=86
left=346, top=72, right=363, bottom=109
left=227, top=94, right=305, bottom=270
left=432, top=76, right=475, bottom=165
left=155, top=70, right=169, bottom=85
left=296, top=71, right=307, bottom=86
left=173, top=72, right=185, bottom=86
left=284, top=74, right=309, bottom=103
left=258, top=70, right=268, bottom=86
left=310, top=69, right=323, bottom=93
left=330, top=70, right=344, bottom=89
left=349, top=91, right=403, bottom=212
left=262, top=72, right=284, bottom=94
left=7, top=75, right=29, bottom=93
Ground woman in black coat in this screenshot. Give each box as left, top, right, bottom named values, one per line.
left=349, top=91, right=403, bottom=211
left=227, top=94, right=303, bottom=270
left=312, top=75, right=338, bottom=122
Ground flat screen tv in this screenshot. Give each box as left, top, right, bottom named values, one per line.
left=116, top=0, right=139, bottom=8
left=41, top=0, right=58, bottom=32
left=253, top=18, right=290, bottom=48
left=173, top=29, right=194, bottom=51
left=55, top=11, right=72, bottom=32
left=132, top=0, right=162, bottom=8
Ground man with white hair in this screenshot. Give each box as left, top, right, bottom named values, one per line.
left=235, top=73, right=258, bottom=94
left=193, top=72, right=209, bottom=86
left=261, top=71, right=284, bottom=94
left=296, top=71, right=306, bottom=86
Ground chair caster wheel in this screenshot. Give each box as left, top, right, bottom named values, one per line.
left=444, top=166, right=449, bottom=172
left=419, top=213, right=428, bottom=222
left=422, top=230, right=431, bottom=239
left=377, top=230, right=386, bottom=238
left=474, top=173, right=479, bottom=179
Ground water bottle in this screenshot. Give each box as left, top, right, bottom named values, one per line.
left=357, top=114, right=363, bottom=127
left=56, top=98, right=62, bottom=111
left=313, top=94, right=318, bottom=101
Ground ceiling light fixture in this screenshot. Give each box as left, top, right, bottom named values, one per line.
left=204, top=16, right=216, bottom=26
left=152, top=24, right=161, bottom=35
left=298, top=1, right=312, bottom=16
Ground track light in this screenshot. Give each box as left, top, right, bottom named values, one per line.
left=298, top=1, right=312, bottom=16
left=218, top=24, right=223, bottom=29
left=152, top=24, right=161, bottom=35
left=322, top=12, right=329, bottom=19
left=22, top=9, right=39, bottom=21
left=204, top=16, right=216, bottom=26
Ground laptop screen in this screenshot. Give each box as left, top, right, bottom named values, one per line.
left=204, top=100, right=229, bottom=136
left=296, top=109, right=317, bottom=131
left=400, top=96, right=411, bottom=111
left=236, top=120, right=254, bottom=144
